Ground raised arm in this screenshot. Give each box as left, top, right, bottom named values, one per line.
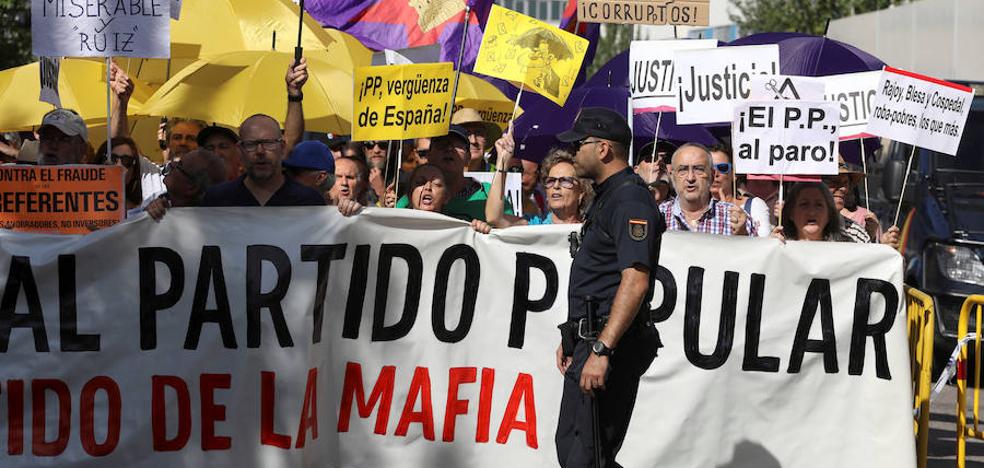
left=485, top=121, right=526, bottom=227
left=284, top=58, right=308, bottom=154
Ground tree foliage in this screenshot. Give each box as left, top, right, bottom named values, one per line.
left=0, top=0, right=32, bottom=70
left=730, top=0, right=908, bottom=36
left=586, top=23, right=633, bottom=81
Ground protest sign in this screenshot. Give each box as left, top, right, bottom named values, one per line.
left=629, top=39, right=717, bottom=114
left=38, top=56, right=62, bottom=108
left=31, top=0, right=171, bottom=59
left=474, top=5, right=588, bottom=106
left=465, top=171, right=523, bottom=217
left=732, top=100, right=841, bottom=175
left=0, top=209, right=913, bottom=468
left=576, top=0, right=709, bottom=26
left=674, top=45, right=780, bottom=124
left=0, top=165, right=125, bottom=234
left=353, top=63, right=455, bottom=141
left=749, top=74, right=825, bottom=101
left=867, top=67, right=974, bottom=156
left=822, top=71, right=881, bottom=140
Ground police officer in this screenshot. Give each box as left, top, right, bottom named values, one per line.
left=554, top=107, right=665, bottom=468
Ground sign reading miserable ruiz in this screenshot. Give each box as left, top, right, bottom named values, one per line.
left=32, top=0, right=171, bottom=58
left=0, top=209, right=915, bottom=467
left=577, top=0, right=709, bottom=26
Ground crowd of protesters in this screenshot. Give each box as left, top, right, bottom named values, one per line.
left=0, top=58, right=901, bottom=250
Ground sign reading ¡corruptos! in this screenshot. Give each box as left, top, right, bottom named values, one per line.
left=31, top=0, right=171, bottom=59
left=0, top=208, right=914, bottom=468
left=867, top=67, right=975, bottom=156
left=577, top=0, right=709, bottom=26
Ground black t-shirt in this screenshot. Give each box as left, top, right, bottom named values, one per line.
left=201, top=175, right=325, bottom=207
left=568, top=167, right=665, bottom=320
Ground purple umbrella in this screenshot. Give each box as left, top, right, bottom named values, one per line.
left=513, top=85, right=717, bottom=163
left=727, top=32, right=885, bottom=76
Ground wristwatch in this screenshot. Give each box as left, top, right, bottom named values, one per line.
left=288, top=92, right=303, bottom=102
left=591, top=340, right=613, bottom=357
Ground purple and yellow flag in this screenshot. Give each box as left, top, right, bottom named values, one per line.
left=308, top=0, right=493, bottom=70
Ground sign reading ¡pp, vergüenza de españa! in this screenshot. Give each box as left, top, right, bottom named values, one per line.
left=474, top=5, right=588, bottom=106
left=31, top=0, right=171, bottom=59
left=577, top=0, right=709, bottom=26
left=0, top=165, right=125, bottom=234
left=353, top=63, right=455, bottom=141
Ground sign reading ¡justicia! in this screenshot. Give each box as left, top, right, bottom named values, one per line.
left=31, top=0, right=171, bottom=59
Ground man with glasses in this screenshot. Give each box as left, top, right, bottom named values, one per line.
left=201, top=114, right=325, bottom=207
left=144, top=149, right=228, bottom=220
left=658, top=143, right=754, bottom=235
left=554, top=107, right=664, bottom=468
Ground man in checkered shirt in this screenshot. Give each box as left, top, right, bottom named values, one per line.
left=658, top=143, right=755, bottom=236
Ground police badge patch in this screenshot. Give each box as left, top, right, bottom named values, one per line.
left=629, top=219, right=648, bottom=240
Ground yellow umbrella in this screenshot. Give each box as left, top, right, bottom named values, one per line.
left=136, top=50, right=353, bottom=135
left=0, top=59, right=154, bottom=132
left=454, top=72, right=522, bottom=129
left=124, top=0, right=371, bottom=86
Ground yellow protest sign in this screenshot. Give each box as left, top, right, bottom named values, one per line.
left=474, top=5, right=589, bottom=106
left=353, top=62, right=454, bottom=141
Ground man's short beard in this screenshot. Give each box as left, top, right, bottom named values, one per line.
left=247, top=167, right=274, bottom=183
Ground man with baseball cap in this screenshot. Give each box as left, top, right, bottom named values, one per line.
left=283, top=140, right=335, bottom=201
left=554, top=107, right=664, bottom=468
left=197, top=125, right=243, bottom=181
left=38, top=108, right=89, bottom=166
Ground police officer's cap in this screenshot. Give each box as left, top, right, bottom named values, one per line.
left=557, top=107, right=632, bottom=147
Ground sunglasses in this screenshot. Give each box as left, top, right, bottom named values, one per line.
left=544, top=176, right=580, bottom=189
left=573, top=139, right=603, bottom=152
left=416, top=149, right=429, bottom=158
left=162, top=160, right=195, bottom=182
left=506, top=165, right=523, bottom=173
left=109, top=153, right=136, bottom=168
left=714, top=162, right=732, bottom=174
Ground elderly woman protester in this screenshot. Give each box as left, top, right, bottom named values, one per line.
left=772, top=182, right=871, bottom=242
left=486, top=123, right=588, bottom=227
left=823, top=159, right=901, bottom=247
left=337, top=163, right=491, bottom=233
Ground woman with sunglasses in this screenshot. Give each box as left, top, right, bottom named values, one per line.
left=95, top=136, right=165, bottom=213
left=709, top=145, right=771, bottom=237
left=486, top=123, right=589, bottom=227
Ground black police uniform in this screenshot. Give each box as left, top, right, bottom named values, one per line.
left=554, top=109, right=665, bottom=468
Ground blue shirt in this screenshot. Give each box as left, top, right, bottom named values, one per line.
left=526, top=213, right=553, bottom=225
left=201, top=175, right=325, bottom=207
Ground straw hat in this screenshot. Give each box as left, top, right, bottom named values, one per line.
left=837, top=155, right=865, bottom=184
left=451, top=108, right=502, bottom=142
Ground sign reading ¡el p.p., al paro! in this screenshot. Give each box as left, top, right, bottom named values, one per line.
left=353, top=63, right=455, bottom=141
left=866, top=67, right=975, bottom=156
left=577, top=0, right=709, bottom=26
left=732, top=100, right=841, bottom=176
left=31, top=0, right=171, bottom=59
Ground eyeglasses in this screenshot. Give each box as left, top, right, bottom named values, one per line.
left=109, top=153, right=136, bottom=168
left=365, top=140, right=384, bottom=148
left=162, top=160, right=194, bottom=181
left=416, top=149, right=429, bottom=158
left=573, top=139, right=603, bottom=152
left=544, top=176, right=580, bottom=189
left=822, top=175, right=851, bottom=187
left=673, top=164, right=708, bottom=178
left=239, top=138, right=283, bottom=153
left=506, top=165, right=524, bottom=173
left=714, top=162, right=732, bottom=174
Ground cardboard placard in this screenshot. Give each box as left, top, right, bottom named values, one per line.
left=577, top=0, right=710, bottom=26
left=0, top=165, right=125, bottom=234
left=353, top=63, right=455, bottom=141
left=748, top=74, right=826, bottom=101
left=39, top=56, right=62, bottom=108
left=866, top=67, right=974, bottom=156
left=821, top=71, right=881, bottom=140
left=474, top=5, right=588, bottom=106
left=629, top=39, right=717, bottom=114
left=732, top=101, right=841, bottom=175
left=31, top=0, right=171, bottom=58
left=674, top=45, right=780, bottom=124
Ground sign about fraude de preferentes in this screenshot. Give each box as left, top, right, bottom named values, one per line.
left=0, top=208, right=913, bottom=468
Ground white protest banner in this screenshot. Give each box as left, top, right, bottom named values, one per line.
left=466, top=171, right=524, bottom=217
left=749, top=74, right=825, bottom=101
left=822, top=70, right=881, bottom=140
left=629, top=39, right=717, bottom=114
left=867, top=66, right=975, bottom=156
left=732, top=100, right=841, bottom=175
left=0, top=209, right=913, bottom=468
left=171, top=0, right=182, bottom=20
left=32, top=1, right=171, bottom=59
left=675, top=45, right=780, bottom=124
left=38, top=56, right=62, bottom=108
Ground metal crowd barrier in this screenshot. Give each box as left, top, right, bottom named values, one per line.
left=906, top=286, right=935, bottom=468
left=956, top=295, right=984, bottom=468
